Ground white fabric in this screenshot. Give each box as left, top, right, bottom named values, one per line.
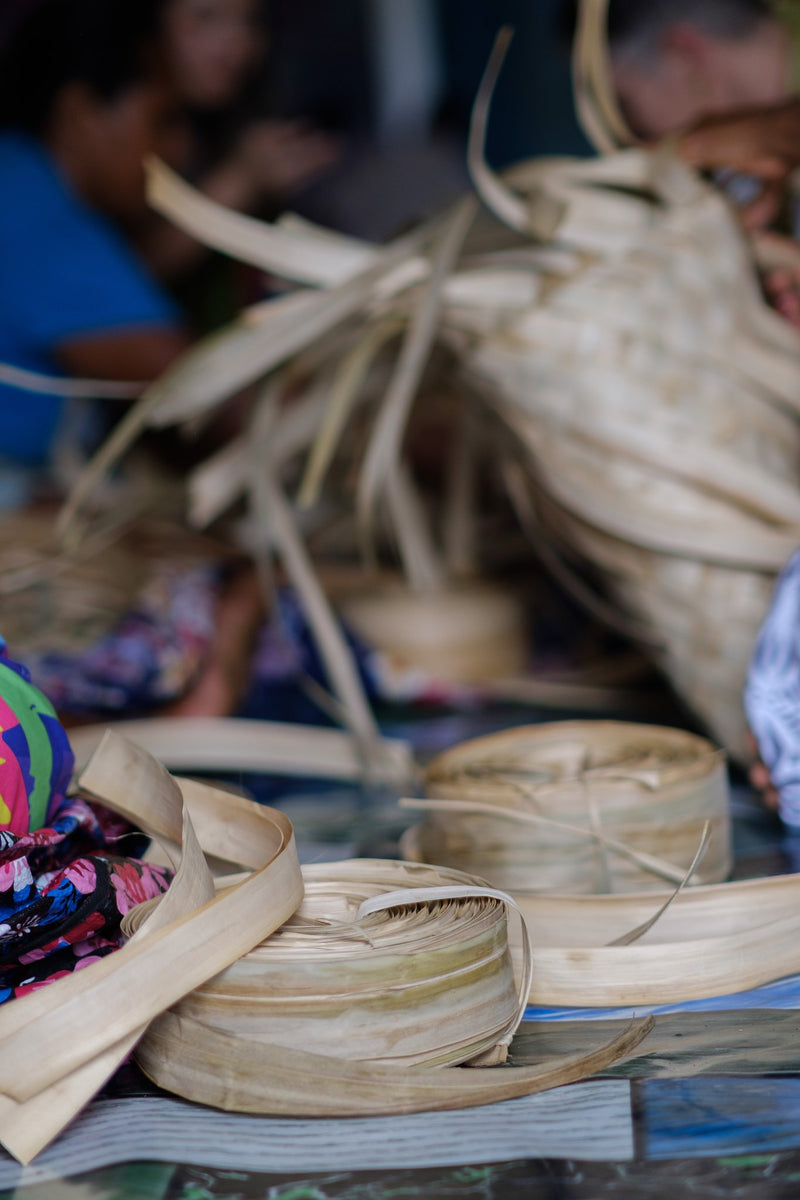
left=745, top=548, right=800, bottom=825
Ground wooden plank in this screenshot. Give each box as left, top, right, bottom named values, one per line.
left=514, top=1009, right=800, bottom=1078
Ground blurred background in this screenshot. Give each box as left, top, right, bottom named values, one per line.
left=0, top=0, right=592, bottom=243
left=259, top=0, right=592, bottom=239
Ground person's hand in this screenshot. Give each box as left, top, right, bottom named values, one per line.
left=230, top=118, right=341, bottom=202
left=676, top=99, right=800, bottom=229
left=746, top=732, right=780, bottom=812
left=678, top=100, right=800, bottom=180
left=750, top=231, right=800, bottom=326
left=763, top=265, right=800, bottom=327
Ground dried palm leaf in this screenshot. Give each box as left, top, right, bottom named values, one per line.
left=0, top=732, right=652, bottom=1163
left=0, top=730, right=303, bottom=1164
left=515, top=871, right=800, bottom=1007
left=146, top=156, right=375, bottom=286
left=0, top=361, right=140, bottom=399
left=123, top=858, right=529, bottom=1072
left=136, top=1007, right=651, bottom=1119
left=45, top=8, right=800, bottom=760
left=572, top=0, right=636, bottom=154
left=398, top=717, right=800, bottom=1008
left=67, top=715, right=415, bottom=785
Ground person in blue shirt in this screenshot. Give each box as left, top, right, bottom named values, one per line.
left=0, top=0, right=190, bottom=479
left=0, top=0, right=270, bottom=722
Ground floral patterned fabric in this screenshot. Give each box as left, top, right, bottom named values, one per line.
left=24, top=565, right=220, bottom=716
left=0, top=793, right=170, bottom=1002
left=0, top=638, right=171, bottom=1002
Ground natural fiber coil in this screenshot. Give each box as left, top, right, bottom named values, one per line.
left=337, top=580, right=529, bottom=685
left=0, top=728, right=655, bottom=1162
left=124, top=858, right=526, bottom=1091
left=405, top=720, right=730, bottom=893
left=125, top=855, right=655, bottom=1117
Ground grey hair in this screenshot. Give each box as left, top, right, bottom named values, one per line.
left=607, top=0, right=777, bottom=64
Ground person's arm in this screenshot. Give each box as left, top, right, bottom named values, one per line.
left=677, top=99, right=800, bottom=228
left=678, top=98, right=800, bottom=177
left=56, top=326, right=190, bottom=382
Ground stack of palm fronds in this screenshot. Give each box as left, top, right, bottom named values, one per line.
left=54, top=10, right=800, bottom=761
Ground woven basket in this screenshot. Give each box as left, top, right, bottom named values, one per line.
left=404, top=720, right=731, bottom=894
left=61, top=122, right=800, bottom=761
left=456, top=151, right=800, bottom=758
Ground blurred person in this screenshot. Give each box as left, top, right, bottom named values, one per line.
left=563, top=0, right=798, bottom=209
left=0, top=0, right=189, bottom=483
left=252, top=0, right=470, bottom=241
left=565, top=0, right=800, bottom=321
left=601, top=0, right=792, bottom=141
left=566, top=1, right=800, bottom=817
left=0, top=0, right=267, bottom=720
left=144, top=0, right=340, bottom=280
left=593, top=0, right=800, bottom=230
